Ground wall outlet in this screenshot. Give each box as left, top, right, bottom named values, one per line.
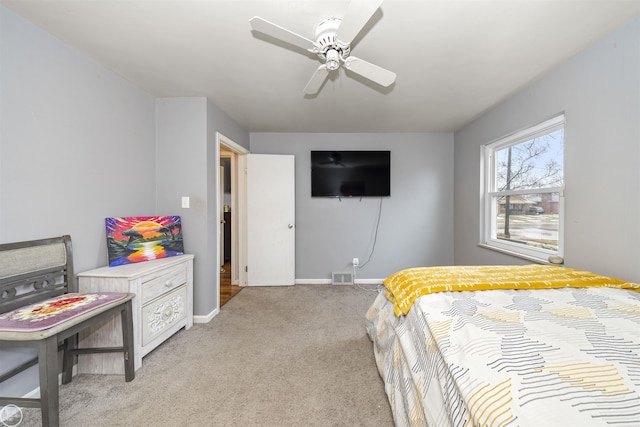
left=352, top=258, right=359, bottom=266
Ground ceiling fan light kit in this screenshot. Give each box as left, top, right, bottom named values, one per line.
left=325, top=49, right=340, bottom=71
left=249, top=0, right=396, bottom=95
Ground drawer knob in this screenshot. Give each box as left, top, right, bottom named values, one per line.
left=165, top=281, right=173, bottom=287
left=162, top=306, right=173, bottom=320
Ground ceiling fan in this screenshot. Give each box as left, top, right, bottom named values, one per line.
left=249, top=0, right=396, bottom=95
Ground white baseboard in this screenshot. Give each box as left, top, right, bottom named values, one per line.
left=193, top=307, right=219, bottom=324
left=23, top=386, right=40, bottom=399
left=295, top=279, right=332, bottom=285
left=0, top=365, right=78, bottom=421
left=20, top=364, right=74, bottom=401
left=294, top=279, right=384, bottom=285
left=355, top=279, right=384, bottom=285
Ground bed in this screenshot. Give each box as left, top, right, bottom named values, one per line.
left=365, top=264, right=640, bottom=426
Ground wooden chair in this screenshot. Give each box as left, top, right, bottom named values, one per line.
left=0, top=235, right=135, bottom=426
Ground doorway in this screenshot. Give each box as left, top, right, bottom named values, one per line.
left=220, top=152, right=238, bottom=305
left=216, top=133, right=248, bottom=308
left=215, top=135, right=296, bottom=307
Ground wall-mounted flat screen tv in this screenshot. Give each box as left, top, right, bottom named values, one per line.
left=311, top=150, right=391, bottom=197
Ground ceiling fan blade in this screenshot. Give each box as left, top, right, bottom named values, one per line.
left=304, top=65, right=330, bottom=95
left=250, top=16, right=316, bottom=51
left=335, top=0, right=384, bottom=45
left=343, top=56, right=396, bottom=87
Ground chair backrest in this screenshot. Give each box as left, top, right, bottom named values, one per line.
left=0, top=235, right=75, bottom=314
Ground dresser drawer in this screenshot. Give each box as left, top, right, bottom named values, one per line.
left=141, top=285, right=187, bottom=346
left=141, top=263, right=187, bottom=304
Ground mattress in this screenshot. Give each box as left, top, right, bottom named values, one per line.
left=366, top=268, right=640, bottom=426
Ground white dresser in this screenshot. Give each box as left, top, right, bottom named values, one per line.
left=77, top=254, right=194, bottom=374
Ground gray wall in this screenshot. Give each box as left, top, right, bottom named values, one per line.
left=0, top=6, right=252, bottom=398
left=1, top=5, right=157, bottom=397
left=156, top=98, right=210, bottom=313
left=0, top=6, right=157, bottom=269
left=250, top=133, right=454, bottom=281
left=156, top=98, right=249, bottom=317
left=0, top=1, right=252, bottom=325
left=454, top=17, right=640, bottom=283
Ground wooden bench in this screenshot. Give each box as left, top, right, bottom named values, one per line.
left=0, top=235, right=135, bottom=426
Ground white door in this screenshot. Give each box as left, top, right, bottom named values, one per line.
left=247, top=154, right=295, bottom=286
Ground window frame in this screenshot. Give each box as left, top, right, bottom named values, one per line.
left=480, top=114, right=565, bottom=263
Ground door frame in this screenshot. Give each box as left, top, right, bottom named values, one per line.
left=216, top=132, right=249, bottom=304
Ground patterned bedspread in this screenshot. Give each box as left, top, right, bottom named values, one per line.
left=366, top=284, right=640, bottom=426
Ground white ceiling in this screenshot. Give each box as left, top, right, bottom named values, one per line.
left=2, top=0, right=639, bottom=132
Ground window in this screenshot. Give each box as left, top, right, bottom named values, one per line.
left=480, top=114, right=565, bottom=262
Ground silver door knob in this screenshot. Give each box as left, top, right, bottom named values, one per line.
left=288, top=224, right=294, bottom=229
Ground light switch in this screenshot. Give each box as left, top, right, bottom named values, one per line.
left=181, top=196, right=190, bottom=209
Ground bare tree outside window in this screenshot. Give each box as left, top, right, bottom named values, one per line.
left=496, top=131, right=564, bottom=191
left=482, top=115, right=565, bottom=260
left=494, top=129, right=564, bottom=250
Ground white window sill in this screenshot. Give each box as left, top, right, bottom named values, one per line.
left=477, top=243, right=564, bottom=266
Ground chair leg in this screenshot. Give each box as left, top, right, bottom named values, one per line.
left=62, top=333, right=77, bottom=384
left=121, top=300, right=135, bottom=382
left=38, top=336, right=60, bottom=427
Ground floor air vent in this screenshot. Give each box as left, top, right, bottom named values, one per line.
left=332, top=272, right=353, bottom=285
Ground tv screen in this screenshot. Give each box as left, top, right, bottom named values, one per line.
left=311, top=150, right=390, bottom=197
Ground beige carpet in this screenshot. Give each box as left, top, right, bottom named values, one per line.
left=16, top=284, right=394, bottom=426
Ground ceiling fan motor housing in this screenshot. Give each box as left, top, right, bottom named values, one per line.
left=314, top=18, right=350, bottom=63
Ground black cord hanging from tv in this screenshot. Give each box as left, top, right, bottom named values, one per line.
left=357, top=196, right=384, bottom=269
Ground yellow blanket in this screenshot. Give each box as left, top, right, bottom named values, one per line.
left=384, top=264, right=640, bottom=316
